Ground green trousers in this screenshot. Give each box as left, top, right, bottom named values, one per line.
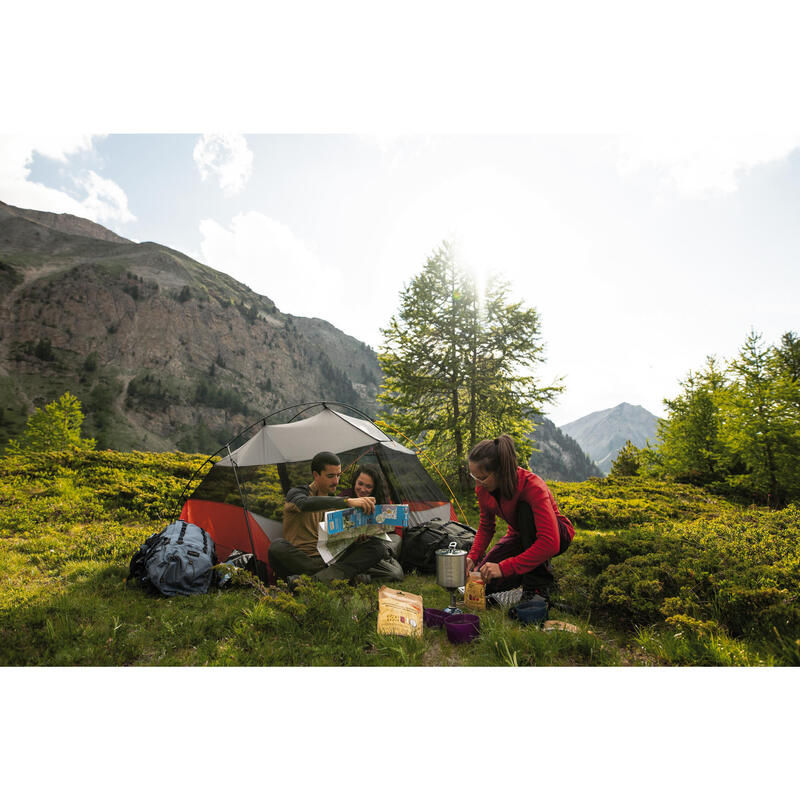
left=269, top=536, right=400, bottom=584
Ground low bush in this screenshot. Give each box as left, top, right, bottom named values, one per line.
left=556, top=505, right=800, bottom=659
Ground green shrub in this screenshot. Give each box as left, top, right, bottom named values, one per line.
left=555, top=505, right=800, bottom=654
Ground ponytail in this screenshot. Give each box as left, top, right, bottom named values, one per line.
left=468, top=434, right=519, bottom=499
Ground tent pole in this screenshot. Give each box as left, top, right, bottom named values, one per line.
left=226, top=443, right=267, bottom=583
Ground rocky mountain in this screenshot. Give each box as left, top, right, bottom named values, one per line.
left=0, top=200, right=383, bottom=453
left=560, top=402, right=660, bottom=475
left=528, top=415, right=604, bottom=482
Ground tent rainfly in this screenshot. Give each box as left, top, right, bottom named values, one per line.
left=179, top=403, right=455, bottom=583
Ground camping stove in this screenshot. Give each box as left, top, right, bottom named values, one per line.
left=435, top=541, right=466, bottom=615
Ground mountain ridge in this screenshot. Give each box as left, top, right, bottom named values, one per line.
left=0, top=200, right=382, bottom=453
left=528, top=415, right=604, bottom=482
left=561, top=402, right=660, bottom=474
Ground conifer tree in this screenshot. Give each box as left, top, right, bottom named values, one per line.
left=378, top=242, right=561, bottom=485
left=609, top=440, right=642, bottom=477
left=657, top=357, right=733, bottom=484
left=775, top=331, right=800, bottom=382
left=723, top=330, right=800, bottom=504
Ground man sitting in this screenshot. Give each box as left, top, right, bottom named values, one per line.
left=269, top=451, right=388, bottom=585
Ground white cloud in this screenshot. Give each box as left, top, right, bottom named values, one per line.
left=193, top=134, right=253, bottom=196
left=75, top=170, right=135, bottom=224
left=617, top=135, right=800, bottom=195
left=0, top=134, right=135, bottom=225
left=196, top=211, right=351, bottom=321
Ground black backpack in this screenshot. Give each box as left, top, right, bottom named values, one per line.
left=399, top=519, right=476, bottom=574
left=129, top=520, right=217, bottom=597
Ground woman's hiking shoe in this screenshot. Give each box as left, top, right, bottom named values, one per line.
left=486, top=586, right=523, bottom=608
left=350, top=573, right=372, bottom=586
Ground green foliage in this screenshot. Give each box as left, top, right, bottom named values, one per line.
left=653, top=331, right=800, bottom=505
left=82, top=351, right=99, bottom=373
left=126, top=372, right=177, bottom=412
left=378, top=241, right=562, bottom=487
left=6, top=392, right=95, bottom=455
left=609, top=440, right=642, bottom=477
left=193, top=377, right=250, bottom=414
left=723, top=330, right=800, bottom=505
left=34, top=338, right=54, bottom=361
left=551, top=476, right=735, bottom=529
left=657, top=356, right=733, bottom=484
left=555, top=503, right=800, bottom=660
left=632, top=625, right=773, bottom=666
left=2, top=447, right=797, bottom=665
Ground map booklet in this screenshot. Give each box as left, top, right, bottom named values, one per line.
left=317, top=504, right=409, bottom=564
left=324, top=504, right=409, bottom=536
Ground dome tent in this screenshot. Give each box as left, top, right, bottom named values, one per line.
left=178, top=402, right=455, bottom=583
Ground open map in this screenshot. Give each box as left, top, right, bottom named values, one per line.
left=324, top=504, right=409, bottom=535
left=317, top=504, right=409, bottom=564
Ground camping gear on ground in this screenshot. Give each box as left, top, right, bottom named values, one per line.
left=423, top=608, right=449, bottom=628
left=436, top=541, right=467, bottom=615
left=217, top=549, right=256, bottom=588
left=508, top=594, right=548, bottom=625
left=464, top=571, right=486, bottom=611
left=377, top=586, right=423, bottom=637
left=445, top=613, right=480, bottom=644
left=400, top=519, right=476, bottom=574
left=129, top=520, right=217, bottom=597
left=223, top=549, right=255, bottom=571
left=177, top=402, right=456, bottom=584
left=485, top=586, right=524, bottom=609
left=543, top=620, right=580, bottom=634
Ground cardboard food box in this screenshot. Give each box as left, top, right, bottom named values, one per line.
left=377, top=586, right=423, bottom=637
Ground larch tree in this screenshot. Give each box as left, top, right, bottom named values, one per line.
left=378, top=241, right=562, bottom=487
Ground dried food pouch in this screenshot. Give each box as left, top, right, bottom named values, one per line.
left=464, top=571, right=486, bottom=611
left=377, top=586, right=423, bottom=637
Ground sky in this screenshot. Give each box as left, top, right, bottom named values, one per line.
left=3, top=131, right=800, bottom=426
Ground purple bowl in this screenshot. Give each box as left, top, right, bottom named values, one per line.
left=445, top=613, right=480, bottom=644
left=423, top=608, right=449, bottom=628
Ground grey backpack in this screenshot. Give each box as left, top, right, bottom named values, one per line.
left=130, top=521, right=217, bottom=597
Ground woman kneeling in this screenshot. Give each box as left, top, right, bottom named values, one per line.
left=466, top=434, right=575, bottom=604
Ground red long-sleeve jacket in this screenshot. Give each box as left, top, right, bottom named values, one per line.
left=468, top=467, right=574, bottom=577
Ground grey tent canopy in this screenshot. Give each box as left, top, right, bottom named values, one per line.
left=179, top=402, right=454, bottom=583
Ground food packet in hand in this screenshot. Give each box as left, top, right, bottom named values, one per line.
left=464, top=571, right=486, bottom=611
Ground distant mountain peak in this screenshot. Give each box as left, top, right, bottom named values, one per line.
left=561, top=402, right=660, bottom=475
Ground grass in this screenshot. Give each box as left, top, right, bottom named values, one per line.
left=1, top=449, right=798, bottom=666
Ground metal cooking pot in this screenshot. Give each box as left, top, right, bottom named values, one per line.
left=435, top=541, right=467, bottom=589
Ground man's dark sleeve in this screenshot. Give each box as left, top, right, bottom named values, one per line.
left=285, top=485, right=350, bottom=512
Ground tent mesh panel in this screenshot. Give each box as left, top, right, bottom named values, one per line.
left=189, top=443, right=447, bottom=522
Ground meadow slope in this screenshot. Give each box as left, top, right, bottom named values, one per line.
left=1, top=450, right=798, bottom=666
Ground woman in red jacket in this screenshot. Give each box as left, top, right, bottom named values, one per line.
left=466, top=434, right=575, bottom=603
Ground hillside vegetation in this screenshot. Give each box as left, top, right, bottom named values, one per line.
left=2, top=449, right=797, bottom=666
